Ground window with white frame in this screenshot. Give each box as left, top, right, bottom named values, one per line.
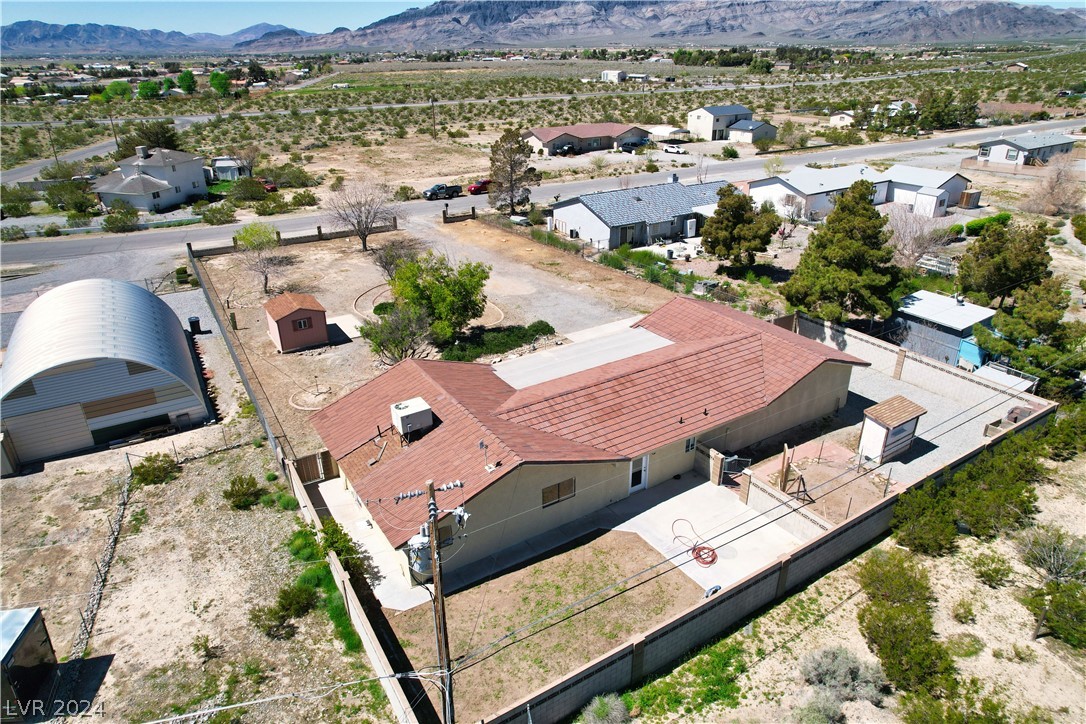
left=685, top=436, right=696, bottom=453
left=294, top=317, right=312, bottom=330
left=1006, top=149, right=1019, bottom=161
left=978, top=146, right=990, bottom=158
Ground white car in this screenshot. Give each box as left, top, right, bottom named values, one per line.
left=663, top=144, right=688, bottom=154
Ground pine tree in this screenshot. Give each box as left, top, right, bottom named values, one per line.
left=701, top=184, right=780, bottom=266
left=958, top=222, right=1051, bottom=308
left=781, top=179, right=898, bottom=323
left=488, top=128, right=541, bottom=214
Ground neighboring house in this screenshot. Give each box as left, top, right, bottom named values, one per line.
left=600, top=70, right=627, bottom=83
left=162, top=87, right=187, bottom=98
left=889, top=290, right=995, bottom=369
left=686, top=105, right=755, bottom=141
left=1005, top=62, right=1029, bottom=72
left=523, top=123, right=649, bottom=156
left=747, top=164, right=889, bottom=220
left=828, top=110, right=855, bottom=127
left=0, top=280, right=209, bottom=469
left=310, top=297, right=868, bottom=584
left=93, top=146, right=206, bottom=211
left=871, top=100, right=912, bottom=117
left=552, top=179, right=728, bottom=250
left=264, top=293, right=329, bottom=353
left=883, top=164, right=971, bottom=216
left=974, top=132, right=1076, bottom=168
left=206, top=156, right=252, bottom=182
left=727, top=119, right=777, bottom=144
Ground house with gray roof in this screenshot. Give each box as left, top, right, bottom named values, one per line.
left=747, top=164, right=889, bottom=220
left=975, top=132, right=1075, bottom=168
left=727, top=119, right=776, bottom=144
left=93, top=145, right=206, bottom=211
left=552, top=179, right=729, bottom=250
left=687, top=105, right=756, bottom=141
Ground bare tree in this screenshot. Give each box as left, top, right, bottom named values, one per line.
left=778, top=199, right=806, bottom=242
left=325, top=181, right=399, bottom=252
left=229, top=144, right=261, bottom=177
left=695, top=154, right=708, bottom=184
left=763, top=156, right=785, bottom=178
left=1022, top=154, right=1085, bottom=216
left=373, top=235, right=424, bottom=281
left=1018, top=525, right=1086, bottom=640
left=885, top=205, right=955, bottom=268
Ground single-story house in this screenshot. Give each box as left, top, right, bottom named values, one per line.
left=0, top=279, right=210, bottom=469
left=93, top=146, right=206, bottom=211
left=601, top=70, right=626, bottom=83
left=523, top=123, right=649, bottom=156
left=828, top=110, right=855, bottom=127
left=882, top=164, right=971, bottom=215
left=871, top=100, right=913, bottom=117
left=974, top=132, right=1075, bottom=168
left=310, top=297, right=868, bottom=584
left=264, top=293, right=329, bottom=353
left=1005, top=62, right=1029, bottom=72
left=687, top=104, right=755, bottom=141
left=727, top=119, right=777, bottom=144
left=552, top=179, right=728, bottom=250
left=889, top=290, right=995, bottom=369
left=162, top=87, right=187, bottom=98
left=205, top=156, right=252, bottom=182
left=747, top=164, right=889, bottom=220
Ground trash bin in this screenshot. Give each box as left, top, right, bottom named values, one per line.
left=188, top=316, right=202, bottom=335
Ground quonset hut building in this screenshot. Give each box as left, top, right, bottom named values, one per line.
left=1, top=279, right=210, bottom=470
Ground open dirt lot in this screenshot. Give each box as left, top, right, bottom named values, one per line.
left=198, top=220, right=679, bottom=455
left=388, top=529, right=703, bottom=722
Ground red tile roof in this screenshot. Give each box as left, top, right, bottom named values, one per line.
left=310, top=298, right=868, bottom=548
left=526, top=123, right=646, bottom=144
left=263, top=292, right=325, bottom=321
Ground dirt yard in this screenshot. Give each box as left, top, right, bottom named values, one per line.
left=388, top=530, right=703, bottom=722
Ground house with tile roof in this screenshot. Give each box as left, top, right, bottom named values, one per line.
left=310, top=297, right=868, bottom=584
left=974, top=131, right=1075, bottom=168
left=687, top=105, right=755, bottom=141
left=523, top=123, right=649, bottom=156
left=264, top=293, right=328, bottom=353
left=551, top=179, right=728, bottom=250
left=93, top=146, right=206, bottom=211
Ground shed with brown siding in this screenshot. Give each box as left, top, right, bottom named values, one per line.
left=264, top=292, right=329, bottom=353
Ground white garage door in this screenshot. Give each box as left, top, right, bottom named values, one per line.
left=4, top=404, right=94, bottom=462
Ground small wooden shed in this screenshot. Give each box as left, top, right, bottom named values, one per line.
left=858, top=395, right=927, bottom=466
left=264, top=293, right=328, bottom=353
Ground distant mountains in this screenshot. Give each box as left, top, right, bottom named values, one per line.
left=3, top=1, right=1085, bottom=55
left=0, top=21, right=312, bottom=55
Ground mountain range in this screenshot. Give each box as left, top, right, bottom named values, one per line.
left=3, top=1, right=1084, bottom=55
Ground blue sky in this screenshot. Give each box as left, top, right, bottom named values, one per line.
left=0, top=0, right=1077, bottom=35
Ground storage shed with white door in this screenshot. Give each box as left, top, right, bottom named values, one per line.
left=0, top=279, right=210, bottom=469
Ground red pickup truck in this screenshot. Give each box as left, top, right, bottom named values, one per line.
left=467, top=179, right=491, bottom=195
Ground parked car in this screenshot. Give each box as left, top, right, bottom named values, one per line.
left=663, top=144, right=688, bottom=155
left=422, top=183, right=462, bottom=200
left=555, top=143, right=578, bottom=156
left=467, top=179, right=491, bottom=195
left=260, top=178, right=278, bottom=192
left=619, top=142, right=640, bottom=154
left=509, top=215, right=531, bottom=226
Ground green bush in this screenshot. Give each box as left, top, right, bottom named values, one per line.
left=249, top=605, right=295, bottom=639
left=718, top=145, right=740, bottom=159
left=944, top=633, right=985, bottom=658
left=256, top=162, right=316, bottom=188
left=440, top=320, right=556, bottom=362
left=800, top=647, right=887, bottom=705
left=1043, top=402, right=1086, bottom=461
left=952, top=597, right=976, bottom=624
left=644, top=161, right=660, bottom=173
left=581, top=693, right=629, bottom=724
left=948, top=224, right=964, bottom=236
left=529, top=228, right=580, bottom=252
left=223, top=474, right=265, bottom=510
left=891, top=483, right=957, bottom=556
left=372, top=301, right=395, bottom=316
left=290, top=189, right=319, bottom=207
left=265, top=471, right=279, bottom=482
left=393, top=184, right=419, bottom=201
left=200, top=202, right=237, bottom=225
left=66, top=212, right=92, bottom=228
left=230, top=177, right=268, bottom=201
left=287, top=527, right=322, bottom=563
left=259, top=493, right=278, bottom=508
left=527, top=206, right=546, bottom=225
left=276, top=583, right=319, bottom=618
left=1025, top=582, right=1086, bottom=648
left=101, top=200, right=140, bottom=233
left=1070, top=214, right=1086, bottom=242
left=972, top=552, right=1013, bottom=588
left=254, top=194, right=291, bottom=216
left=950, top=434, right=1042, bottom=538
left=40, top=223, right=62, bottom=237
left=277, top=493, right=299, bottom=511
left=599, top=251, right=627, bottom=270
left=131, top=453, right=180, bottom=489
left=1, top=226, right=29, bottom=241
left=964, top=212, right=1012, bottom=237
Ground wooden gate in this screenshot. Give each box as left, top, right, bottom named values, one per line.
left=294, top=449, right=339, bottom=484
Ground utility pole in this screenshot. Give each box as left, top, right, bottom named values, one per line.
left=426, top=480, right=455, bottom=724
left=430, top=97, right=438, bottom=140
left=43, top=122, right=60, bottom=170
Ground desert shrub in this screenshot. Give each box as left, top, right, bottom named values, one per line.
left=265, top=471, right=279, bottom=482
left=1025, top=582, right=1086, bottom=648
left=891, top=483, right=957, bottom=556
left=792, top=689, right=844, bottom=724
left=900, top=680, right=1009, bottom=724
left=527, top=206, right=546, bottom=225
left=277, top=493, right=299, bottom=510
left=330, top=175, right=345, bottom=192
left=440, top=320, right=556, bottom=362
left=719, top=145, right=740, bottom=159
left=0, top=184, right=37, bottom=216
left=200, top=202, right=237, bottom=225
left=945, top=633, right=984, bottom=658
left=275, top=582, right=319, bottom=618
left=644, top=161, right=659, bottom=173
left=131, top=452, right=180, bottom=489
left=372, top=301, right=395, bottom=316
left=290, top=189, right=319, bottom=207
left=257, top=162, right=316, bottom=188
left=259, top=493, right=278, bottom=508
left=101, top=200, right=140, bottom=233
left=223, top=473, right=265, bottom=510
left=964, top=212, right=1011, bottom=236
left=254, top=194, right=291, bottom=216
left=800, top=647, right=887, bottom=705
left=1043, top=402, right=1086, bottom=461
left=249, top=605, right=295, bottom=639
left=230, top=177, right=268, bottom=201
left=599, top=251, right=627, bottom=270
left=972, top=552, right=1013, bottom=588
left=529, top=228, right=580, bottom=252
left=952, top=597, right=976, bottom=624
left=950, top=434, right=1042, bottom=538
left=40, top=223, right=63, bottom=237
left=948, top=223, right=964, bottom=236
left=581, top=693, right=629, bottom=724
left=66, top=212, right=92, bottom=228
left=1, top=226, right=29, bottom=241
left=393, top=184, right=418, bottom=201
left=1071, top=214, right=1086, bottom=242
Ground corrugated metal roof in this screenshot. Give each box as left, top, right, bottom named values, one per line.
left=575, top=180, right=729, bottom=227
left=699, top=105, right=753, bottom=116
left=884, top=164, right=964, bottom=189
left=980, top=132, right=1075, bottom=151
left=778, top=164, right=885, bottom=195
left=896, top=290, right=995, bottom=331
left=1, top=279, right=202, bottom=403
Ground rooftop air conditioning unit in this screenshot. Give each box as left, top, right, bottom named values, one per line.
left=391, top=397, right=433, bottom=435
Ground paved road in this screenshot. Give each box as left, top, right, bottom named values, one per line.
left=3, top=117, right=1079, bottom=267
